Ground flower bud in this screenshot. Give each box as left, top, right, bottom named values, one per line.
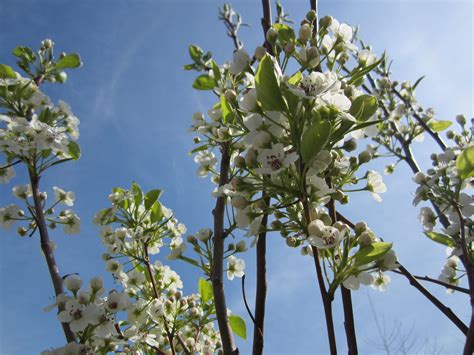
left=456, top=114, right=466, bottom=125
left=266, top=28, right=278, bottom=44
left=319, top=16, right=332, bottom=29
left=90, top=277, right=103, bottom=292
left=17, top=227, right=28, bottom=236
left=299, top=24, right=311, bottom=41
left=354, top=221, right=367, bottom=235
left=271, top=220, right=283, bottom=230
left=42, top=39, right=53, bottom=48
left=255, top=46, right=267, bottom=60
left=187, top=235, right=197, bottom=244
left=286, top=236, right=298, bottom=247
left=412, top=172, right=426, bottom=184
left=227, top=243, right=235, bottom=251
left=358, top=150, right=372, bottom=164
left=446, top=130, right=455, bottom=139
left=64, top=274, right=82, bottom=293
left=358, top=231, right=373, bottom=246
left=343, top=139, right=357, bottom=152
left=235, top=240, right=247, bottom=252
left=306, top=10, right=317, bottom=22
left=56, top=71, right=67, bottom=83
left=308, top=219, right=325, bottom=237
left=224, top=89, right=236, bottom=102
left=234, top=156, right=246, bottom=169
left=306, top=46, right=319, bottom=60
left=284, top=43, right=295, bottom=54
left=39, top=192, right=47, bottom=200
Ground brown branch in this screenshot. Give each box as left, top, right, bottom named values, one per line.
left=336, top=211, right=468, bottom=335
left=29, top=170, right=76, bottom=343
left=391, top=270, right=469, bottom=294
left=253, top=192, right=270, bottom=355
left=241, top=275, right=256, bottom=325
left=211, top=142, right=238, bottom=354
left=302, top=198, right=338, bottom=354
left=327, top=197, right=357, bottom=354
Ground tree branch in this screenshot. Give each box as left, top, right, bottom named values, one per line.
left=29, top=170, right=76, bottom=343
left=211, top=142, right=238, bottom=354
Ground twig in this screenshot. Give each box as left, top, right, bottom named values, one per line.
left=241, top=275, right=256, bottom=325
left=391, top=270, right=469, bottom=294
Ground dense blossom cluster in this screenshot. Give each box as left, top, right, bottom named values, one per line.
left=185, top=12, right=398, bottom=296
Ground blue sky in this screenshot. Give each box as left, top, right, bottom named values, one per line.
left=0, top=0, right=472, bottom=354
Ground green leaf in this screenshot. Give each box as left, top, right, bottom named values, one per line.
left=288, top=71, right=302, bottom=86
left=220, top=94, right=234, bottom=124
left=347, top=56, right=384, bottom=86
left=131, top=182, right=143, bottom=206
left=189, top=45, right=203, bottom=62
left=189, top=144, right=209, bottom=155
left=273, top=23, right=296, bottom=43
left=456, top=146, right=474, bottom=181
left=300, top=119, right=331, bottom=164
left=12, top=46, right=36, bottom=62
left=183, top=63, right=197, bottom=70
left=255, top=55, right=287, bottom=111
left=192, top=74, right=216, bottom=90
left=412, top=75, right=425, bottom=90
left=55, top=54, right=82, bottom=70
left=424, top=232, right=455, bottom=247
left=229, top=314, right=246, bottom=339
left=0, top=64, right=17, bottom=79
left=353, top=242, right=392, bottom=267
left=67, top=141, right=81, bottom=160
left=149, top=201, right=163, bottom=223
left=198, top=277, right=213, bottom=303
left=349, top=95, right=378, bottom=122
left=144, top=189, right=162, bottom=210
left=428, top=119, right=452, bottom=132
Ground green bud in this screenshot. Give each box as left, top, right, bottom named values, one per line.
left=354, top=221, right=367, bottom=235
left=55, top=71, right=67, bottom=83
left=271, top=220, right=283, bottom=230
left=456, top=114, right=466, bottom=125
left=17, top=227, right=27, bottom=237
left=286, top=236, right=298, bottom=247
left=358, top=150, right=372, bottom=164
left=307, top=46, right=319, bottom=60
left=234, top=156, right=246, bottom=169
left=319, top=16, right=332, bottom=29
left=306, top=10, right=317, bottom=22
left=299, top=24, right=311, bottom=41
left=227, top=243, right=235, bottom=251
left=266, top=28, right=278, bottom=44
left=255, top=46, right=267, bottom=60
left=224, top=89, right=236, bottom=101
left=187, top=235, right=197, bottom=244
left=343, top=139, right=357, bottom=152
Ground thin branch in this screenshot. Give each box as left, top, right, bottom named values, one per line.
left=29, top=171, right=76, bottom=343
left=241, top=275, right=256, bottom=325
left=391, top=270, right=469, bottom=294
left=336, top=210, right=468, bottom=335
left=211, top=142, right=238, bottom=354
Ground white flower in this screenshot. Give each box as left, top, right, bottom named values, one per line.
left=59, top=210, right=80, bottom=234
left=229, top=49, right=250, bottom=75
left=0, top=166, right=15, bottom=183
left=194, top=150, right=217, bottom=178
left=227, top=255, right=245, bottom=280
left=106, top=291, right=131, bottom=313
left=343, top=272, right=374, bottom=290
left=419, top=207, right=436, bottom=231
left=196, top=228, right=212, bottom=242
left=53, top=186, right=75, bottom=206
left=0, top=204, right=21, bottom=230
left=12, top=184, right=32, bottom=199
left=358, top=49, right=377, bottom=66
left=239, top=88, right=257, bottom=112
left=308, top=226, right=344, bottom=249
left=371, top=272, right=391, bottom=292
left=366, top=170, right=386, bottom=202
left=256, top=143, right=298, bottom=174
left=167, top=243, right=186, bottom=260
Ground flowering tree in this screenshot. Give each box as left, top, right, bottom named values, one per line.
left=0, top=1, right=472, bottom=354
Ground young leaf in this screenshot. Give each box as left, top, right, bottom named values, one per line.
left=456, top=146, right=474, bottom=181
left=229, top=314, right=247, bottom=339
left=428, top=120, right=452, bottom=132
left=198, top=277, right=213, bottom=303
left=220, top=95, right=234, bottom=124
left=424, top=232, right=455, bottom=247
left=132, top=182, right=143, bottom=206
left=288, top=71, right=302, bottom=85
left=273, top=23, right=296, bottom=43
left=192, top=74, right=216, bottom=90
left=189, top=44, right=203, bottom=62
left=255, top=54, right=287, bottom=111
left=12, top=46, right=36, bottom=62
left=353, top=242, right=392, bottom=267
left=349, top=95, right=378, bottom=122
left=150, top=201, right=163, bottom=223
left=300, top=120, right=331, bottom=164
left=144, top=189, right=162, bottom=210
left=55, top=54, right=82, bottom=70
left=67, top=141, right=81, bottom=160
left=0, top=64, right=17, bottom=79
